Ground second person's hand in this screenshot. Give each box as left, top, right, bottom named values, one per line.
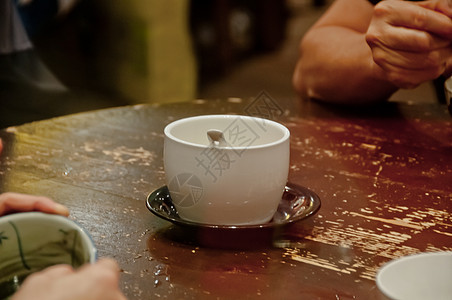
left=0, top=192, right=70, bottom=216
left=11, top=258, right=127, bottom=300
left=366, top=0, right=452, bottom=89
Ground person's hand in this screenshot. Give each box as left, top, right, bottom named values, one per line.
left=0, top=192, right=69, bottom=217
left=11, top=258, right=127, bottom=300
left=366, top=0, right=452, bottom=89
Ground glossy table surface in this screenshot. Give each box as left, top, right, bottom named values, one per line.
left=0, top=97, right=451, bottom=299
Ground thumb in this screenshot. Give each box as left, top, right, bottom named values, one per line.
left=94, top=258, right=121, bottom=274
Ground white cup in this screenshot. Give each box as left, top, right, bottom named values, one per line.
left=164, top=114, right=290, bottom=225
left=0, top=212, right=97, bottom=298
left=376, top=251, right=452, bottom=300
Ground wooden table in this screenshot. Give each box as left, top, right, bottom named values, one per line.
left=1, top=98, right=451, bottom=299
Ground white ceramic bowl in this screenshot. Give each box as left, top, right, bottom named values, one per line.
left=376, top=251, right=452, bottom=300
left=0, top=212, right=97, bottom=298
left=164, top=114, right=290, bottom=225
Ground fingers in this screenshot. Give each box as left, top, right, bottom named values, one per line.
left=90, top=258, right=121, bottom=286
left=372, top=61, right=443, bottom=89
left=40, top=264, right=74, bottom=276
left=371, top=43, right=452, bottom=71
left=19, top=264, right=74, bottom=293
left=77, top=259, right=126, bottom=300
left=26, top=264, right=74, bottom=281
left=367, top=25, right=451, bottom=52
left=376, top=0, right=452, bottom=39
left=36, top=200, right=70, bottom=217
left=366, top=0, right=452, bottom=88
left=0, top=193, right=70, bottom=216
left=78, top=258, right=121, bottom=282
left=417, top=0, right=452, bottom=19
left=95, top=258, right=121, bottom=273
left=78, top=258, right=122, bottom=284
left=368, top=2, right=452, bottom=51
left=12, top=259, right=126, bottom=300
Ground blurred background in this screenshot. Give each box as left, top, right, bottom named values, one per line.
left=0, top=0, right=435, bottom=128
left=0, top=0, right=331, bottom=128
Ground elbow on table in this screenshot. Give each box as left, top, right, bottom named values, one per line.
left=292, top=66, right=393, bottom=105
left=292, top=61, right=309, bottom=100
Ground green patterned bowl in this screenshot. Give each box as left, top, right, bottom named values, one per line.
left=0, top=212, right=97, bottom=298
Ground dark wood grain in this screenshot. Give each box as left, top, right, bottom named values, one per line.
left=1, top=98, right=451, bottom=299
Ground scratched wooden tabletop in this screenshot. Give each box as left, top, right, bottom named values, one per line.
left=0, top=97, right=451, bottom=299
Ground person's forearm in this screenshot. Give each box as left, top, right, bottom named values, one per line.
left=293, top=26, right=398, bottom=104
